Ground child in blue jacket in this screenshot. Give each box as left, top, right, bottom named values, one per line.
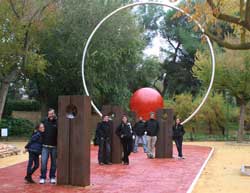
left=24, top=123, right=44, bottom=183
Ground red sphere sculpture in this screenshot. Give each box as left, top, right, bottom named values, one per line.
left=130, top=87, right=164, bottom=120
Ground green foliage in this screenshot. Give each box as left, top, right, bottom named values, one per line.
left=194, top=93, right=227, bottom=134
left=3, top=100, right=41, bottom=117
left=159, top=9, right=202, bottom=96
left=0, top=0, right=48, bottom=79
left=193, top=47, right=250, bottom=103
left=0, top=117, right=34, bottom=137
left=32, top=0, right=149, bottom=110
left=165, top=92, right=238, bottom=134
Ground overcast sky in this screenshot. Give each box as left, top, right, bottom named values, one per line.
left=138, top=0, right=181, bottom=60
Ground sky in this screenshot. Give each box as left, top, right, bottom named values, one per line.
left=135, top=0, right=181, bottom=60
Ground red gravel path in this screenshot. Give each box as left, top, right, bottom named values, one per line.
left=0, top=145, right=212, bottom=193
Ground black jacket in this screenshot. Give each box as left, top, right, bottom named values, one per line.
left=173, top=124, right=185, bottom=138
left=145, top=119, right=159, bottom=136
left=42, top=117, right=58, bottom=146
left=25, top=131, right=43, bottom=154
left=116, top=123, right=133, bottom=139
left=133, top=121, right=146, bottom=136
left=95, top=121, right=112, bottom=139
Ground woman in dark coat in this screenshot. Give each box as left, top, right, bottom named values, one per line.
left=116, top=115, right=134, bottom=165
left=173, top=118, right=185, bottom=159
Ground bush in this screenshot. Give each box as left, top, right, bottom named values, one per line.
left=0, top=118, right=34, bottom=137
left=164, top=92, right=239, bottom=135
left=3, top=100, right=41, bottom=117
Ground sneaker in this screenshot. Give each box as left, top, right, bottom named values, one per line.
left=106, top=162, right=112, bottom=165
left=99, top=162, right=104, bottom=165
left=50, top=178, right=56, bottom=184
left=24, top=176, right=35, bottom=183
left=39, top=178, right=45, bottom=184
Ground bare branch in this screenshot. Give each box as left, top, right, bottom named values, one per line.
left=205, top=30, right=250, bottom=50
left=206, top=0, right=250, bottom=31
left=8, top=0, right=20, bottom=19
left=28, top=1, right=50, bottom=25
left=172, top=42, right=181, bottom=63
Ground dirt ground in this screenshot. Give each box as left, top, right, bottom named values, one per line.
left=0, top=141, right=28, bottom=168
left=0, top=141, right=250, bottom=192
left=188, top=142, right=250, bottom=193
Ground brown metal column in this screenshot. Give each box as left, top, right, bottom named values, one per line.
left=70, top=96, right=91, bottom=186
left=156, top=108, right=174, bottom=158
left=57, top=96, right=70, bottom=185
left=57, top=95, right=91, bottom=187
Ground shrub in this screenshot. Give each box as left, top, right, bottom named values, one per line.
left=3, top=100, right=41, bottom=117
left=0, top=118, right=34, bottom=137
left=164, top=92, right=239, bottom=135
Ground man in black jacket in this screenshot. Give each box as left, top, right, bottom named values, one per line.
left=95, top=115, right=112, bottom=165
left=145, top=112, right=159, bottom=159
left=40, top=109, right=57, bottom=184
left=173, top=118, right=185, bottom=159
left=133, top=116, right=147, bottom=153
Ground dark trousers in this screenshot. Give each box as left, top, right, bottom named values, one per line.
left=174, top=136, right=183, bottom=157
left=98, top=138, right=111, bottom=163
left=121, top=138, right=133, bottom=164
left=40, top=146, right=57, bottom=179
left=26, top=151, right=40, bottom=177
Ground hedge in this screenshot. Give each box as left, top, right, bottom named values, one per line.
left=3, top=100, right=41, bottom=117
left=0, top=117, right=34, bottom=137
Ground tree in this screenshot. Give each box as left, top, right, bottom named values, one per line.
left=158, top=10, right=201, bottom=97
left=193, top=47, right=250, bottom=141
left=136, top=6, right=202, bottom=97
left=0, top=0, right=57, bottom=119
left=178, top=0, right=250, bottom=50
left=31, top=0, right=148, bottom=113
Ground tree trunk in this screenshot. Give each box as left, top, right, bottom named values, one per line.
left=40, top=99, right=48, bottom=119
left=0, top=69, right=17, bottom=120
left=238, top=102, right=246, bottom=142
left=0, top=81, right=10, bottom=120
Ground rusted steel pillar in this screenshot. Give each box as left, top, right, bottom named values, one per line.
left=57, top=96, right=91, bottom=186
left=156, top=108, right=174, bottom=158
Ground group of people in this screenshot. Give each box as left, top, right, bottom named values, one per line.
left=24, top=109, right=185, bottom=184
left=24, top=109, right=58, bottom=184
left=95, top=112, right=185, bottom=165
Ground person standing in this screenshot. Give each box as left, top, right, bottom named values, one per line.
left=95, top=115, right=112, bottom=165
left=40, top=108, right=58, bottom=184
left=116, top=115, right=134, bottom=165
left=133, top=116, right=147, bottom=153
left=24, top=123, right=45, bottom=183
left=173, top=118, right=185, bottom=159
left=145, top=112, right=159, bottom=159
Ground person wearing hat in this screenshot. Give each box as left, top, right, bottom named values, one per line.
left=145, top=112, right=159, bottom=159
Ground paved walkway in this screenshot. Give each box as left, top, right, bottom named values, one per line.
left=0, top=145, right=212, bottom=193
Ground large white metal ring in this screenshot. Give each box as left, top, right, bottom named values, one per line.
left=81, top=1, right=215, bottom=125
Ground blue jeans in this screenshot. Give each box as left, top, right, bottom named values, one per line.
left=98, top=138, right=111, bottom=163
left=133, top=135, right=147, bottom=152
left=26, top=151, right=39, bottom=176
left=40, top=146, right=57, bottom=179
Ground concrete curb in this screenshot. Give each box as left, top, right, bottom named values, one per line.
left=186, top=147, right=215, bottom=193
